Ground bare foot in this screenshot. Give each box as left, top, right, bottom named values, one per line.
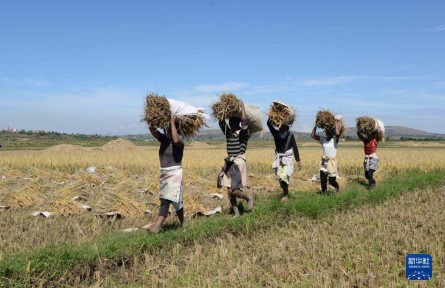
left=280, top=196, right=289, bottom=203
left=147, top=224, right=160, bottom=233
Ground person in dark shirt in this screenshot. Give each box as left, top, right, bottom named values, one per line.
left=147, top=115, right=185, bottom=233
left=218, top=100, right=253, bottom=217
left=267, top=119, right=302, bottom=202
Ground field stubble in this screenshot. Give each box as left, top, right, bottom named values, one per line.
left=0, top=141, right=444, bottom=260
left=84, top=186, right=445, bottom=287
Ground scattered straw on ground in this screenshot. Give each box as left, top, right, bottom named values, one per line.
left=189, top=141, right=211, bottom=148
left=46, top=144, right=87, bottom=152
left=101, top=138, right=139, bottom=152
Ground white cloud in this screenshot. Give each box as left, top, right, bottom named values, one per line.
left=194, top=82, right=249, bottom=93
left=428, top=24, right=445, bottom=32
left=24, top=79, right=50, bottom=87
left=300, top=76, right=364, bottom=86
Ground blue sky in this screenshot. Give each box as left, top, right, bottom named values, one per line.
left=1, top=0, right=444, bottom=135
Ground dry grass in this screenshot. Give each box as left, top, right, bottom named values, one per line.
left=356, top=116, right=377, bottom=138
left=267, top=101, right=296, bottom=127
left=143, top=92, right=171, bottom=131
left=315, top=110, right=336, bottom=131
left=76, top=185, right=445, bottom=287
left=1, top=142, right=445, bottom=258
left=143, top=93, right=206, bottom=137
left=210, top=93, right=241, bottom=121
left=177, top=114, right=207, bottom=138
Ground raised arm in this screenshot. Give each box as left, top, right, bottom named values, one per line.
left=239, top=100, right=248, bottom=129
left=291, top=135, right=302, bottom=170
left=334, top=120, right=341, bottom=139
left=267, top=118, right=279, bottom=137
left=357, top=131, right=367, bottom=142
left=219, top=119, right=230, bottom=137
left=149, top=125, right=161, bottom=141
left=170, top=116, right=183, bottom=147
left=311, top=125, right=320, bottom=142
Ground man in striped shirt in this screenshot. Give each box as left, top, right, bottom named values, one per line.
left=218, top=100, right=253, bottom=217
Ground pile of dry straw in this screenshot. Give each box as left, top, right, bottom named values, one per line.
left=143, top=92, right=206, bottom=137
left=210, top=93, right=241, bottom=121
left=315, top=110, right=347, bottom=136
left=268, top=102, right=296, bottom=127
left=356, top=116, right=383, bottom=141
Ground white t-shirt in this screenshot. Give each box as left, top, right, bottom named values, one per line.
left=320, top=136, right=338, bottom=158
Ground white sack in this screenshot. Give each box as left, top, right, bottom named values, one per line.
left=168, top=99, right=210, bottom=119
left=273, top=101, right=296, bottom=125
left=244, top=105, right=263, bottom=134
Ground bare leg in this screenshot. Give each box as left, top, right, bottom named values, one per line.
left=228, top=188, right=240, bottom=217
left=148, top=216, right=166, bottom=233
left=176, top=208, right=185, bottom=226
left=280, top=181, right=289, bottom=202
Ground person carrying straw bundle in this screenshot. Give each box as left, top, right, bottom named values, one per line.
left=143, top=92, right=208, bottom=138
left=311, top=110, right=343, bottom=195
left=146, top=115, right=185, bottom=233
left=143, top=92, right=208, bottom=232
left=212, top=93, right=253, bottom=218
left=356, top=117, right=384, bottom=190
left=267, top=101, right=302, bottom=202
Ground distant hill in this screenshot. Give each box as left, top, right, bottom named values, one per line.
left=346, top=126, right=445, bottom=139
left=127, top=126, right=445, bottom=141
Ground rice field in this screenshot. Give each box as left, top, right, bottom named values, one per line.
left=77, top=185, right=445, bottom=287
left=0, top=138, right=445, bottom=286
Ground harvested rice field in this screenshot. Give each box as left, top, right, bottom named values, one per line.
left=0, top=138, right=444, bottom=286
left=78, top=186, right=445, bottom=287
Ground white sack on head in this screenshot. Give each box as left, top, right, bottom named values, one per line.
left=375, top=119, right=385, bottom=133
left=244, top=105, right=263, bottom=134
left=273, top=101, right=296, bottom=125
left=168, top=99, right=210, bottom=119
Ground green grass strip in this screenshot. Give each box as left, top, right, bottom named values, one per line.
left=1, top=169, right=445, bottom=285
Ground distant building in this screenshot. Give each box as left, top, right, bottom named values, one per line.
left=7, top=126, right=17, bottom=133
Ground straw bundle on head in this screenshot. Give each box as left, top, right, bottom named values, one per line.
left=315, top=110, right=336, bottom=131
left=337, top=116, right=347, bottom=137
left=176, top=113, right=207, bottom=138
left=376, top=131, right=384, bottom=142
left=210, top=93, right=241, bottom=121
left=356, top=116, right=377, bottom=139
left=268, top=102, right=296, bottom=127
left=143, top=92, right=171, bottom=130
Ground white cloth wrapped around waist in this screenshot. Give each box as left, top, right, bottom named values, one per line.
left=320, top=156, right=338, bottom=177
left=159, top=165, right=183, bottom=203
left=272, top=148, right=294, bottom=177
left=222, top=154, right=247, bottom=188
